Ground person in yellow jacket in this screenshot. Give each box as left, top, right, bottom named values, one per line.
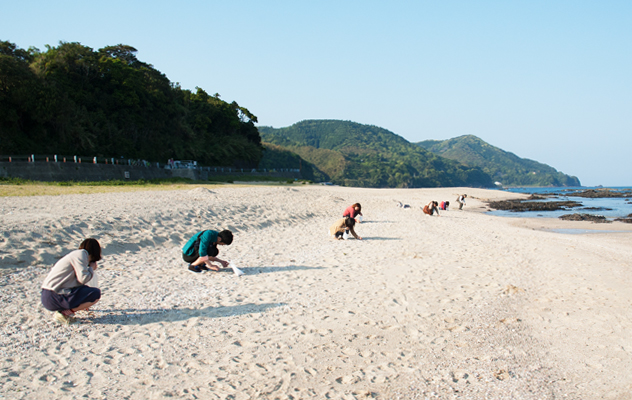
left=329, top=217, right=362, bottom=240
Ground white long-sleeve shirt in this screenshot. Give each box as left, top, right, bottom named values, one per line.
left=41, top=249, right=94, bottom=294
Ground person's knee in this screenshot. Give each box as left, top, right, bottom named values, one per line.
left=87, top=287, right=101, bottom=303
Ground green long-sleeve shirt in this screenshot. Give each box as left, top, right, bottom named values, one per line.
left=182, top=230, right=218, bottom=257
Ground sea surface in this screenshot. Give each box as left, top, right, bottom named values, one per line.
left=487, top=186, right=632, bottom=220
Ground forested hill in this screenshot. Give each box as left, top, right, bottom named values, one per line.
left=0, top=41, right=262, bottom=167
left=416, top=135, right=580, bottom=187
left=258, top=120, right=494, bottom=188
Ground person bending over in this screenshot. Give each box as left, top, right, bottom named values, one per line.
left=41, top=238, right=102, bottom=325
left=343, top=203, right=363, bottom=223
left=423, top=201, right=440, bottom=216
left=456, top=194, right=467, bottom=210
left=182, top=229, right=233, bottom=273
left=329, top=217, right=362, bottom=240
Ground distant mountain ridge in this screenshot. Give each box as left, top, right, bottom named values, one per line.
left=416, top=135, right=580, bottom=187
left=258, top=120, right=493, bottom=188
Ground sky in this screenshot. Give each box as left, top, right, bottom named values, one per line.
left=3, top=1, right=631, bottom=186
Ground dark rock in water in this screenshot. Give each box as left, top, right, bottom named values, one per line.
left=559, top=213, right=611, bottom=223
left=566, top=189, right=632, bottom=198
left=613, top=214, right=632, bottom=223
left=487, top=198, right=582, bottom=212
left=581, top=207, right=613, bottom=211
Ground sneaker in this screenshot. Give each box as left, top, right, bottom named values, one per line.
left=198, top=264, right=210, bottom=272
left=188, top=264, right=202, bottom=273
left=53, top=311, right=76, bottom=325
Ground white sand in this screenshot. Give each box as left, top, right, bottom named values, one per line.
left=1, top=185, right=631, bottom=399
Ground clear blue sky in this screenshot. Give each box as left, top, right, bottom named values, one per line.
left=4, top=1, right=631, bottom=186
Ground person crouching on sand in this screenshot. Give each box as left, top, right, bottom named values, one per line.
left=423, top=201, right=440, bottom=216
left=330, top=217, right=362, bottom=240
left=41, top=238, right=102, bottom=325
left=182, top=229, right=233, bottom=273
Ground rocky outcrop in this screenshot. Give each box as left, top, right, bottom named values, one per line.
left=614, top=214, right=632, bottom=224
left=559, top=189, right=632, bottom=198
left=487, top=195, right=582, bottom=212
left=559, top=213, right=611, bottom=223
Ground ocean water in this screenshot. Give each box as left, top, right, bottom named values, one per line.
left=487, top=186, right=632, bottom=220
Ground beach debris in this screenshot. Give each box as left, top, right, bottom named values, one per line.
left=493, top=369, right=512, bottom=381
left=502, top=285, right=525, bottom=295
left=229, top=263, right=245, bottom=277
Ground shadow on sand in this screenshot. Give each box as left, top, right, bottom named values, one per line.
left=219, top=265, right=326, bottom=275
left=87, top=302, right=284, bottom=325
left=358, top=237, right=401, bottom=241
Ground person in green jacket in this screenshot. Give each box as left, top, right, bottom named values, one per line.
left=182, top=230, right=233, bottom=273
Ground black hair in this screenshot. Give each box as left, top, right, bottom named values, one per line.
left=344, top=217, right=356, bottom=228
left=79, top=238, right=102, bottom=262
left=218, top=230, right=233, bottom=245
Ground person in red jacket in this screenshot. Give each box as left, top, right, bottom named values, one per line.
left=343, top=203, right=363, bottom=222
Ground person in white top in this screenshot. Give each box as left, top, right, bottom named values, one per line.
left=456, top=194, right=467, bottom=210
left=41, top=238, right=102, bottom=325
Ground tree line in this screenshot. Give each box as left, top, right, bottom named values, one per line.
left=0, top=41, right=263, bottom=167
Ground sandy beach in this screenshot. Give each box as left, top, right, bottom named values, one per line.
left=1, top=185, right=631, bottom=399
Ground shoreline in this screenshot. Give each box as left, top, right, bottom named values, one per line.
left=1, top=186, right=631, bottom=399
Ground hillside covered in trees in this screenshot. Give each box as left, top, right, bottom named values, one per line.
left=258, top=120, right=494, bottom=188
left=0, top=40, right=262, bottom=167
left=416, top=135, right=581, bottom=187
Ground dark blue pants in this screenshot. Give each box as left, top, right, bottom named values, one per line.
left=41, top=286, right=101, bottom=312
